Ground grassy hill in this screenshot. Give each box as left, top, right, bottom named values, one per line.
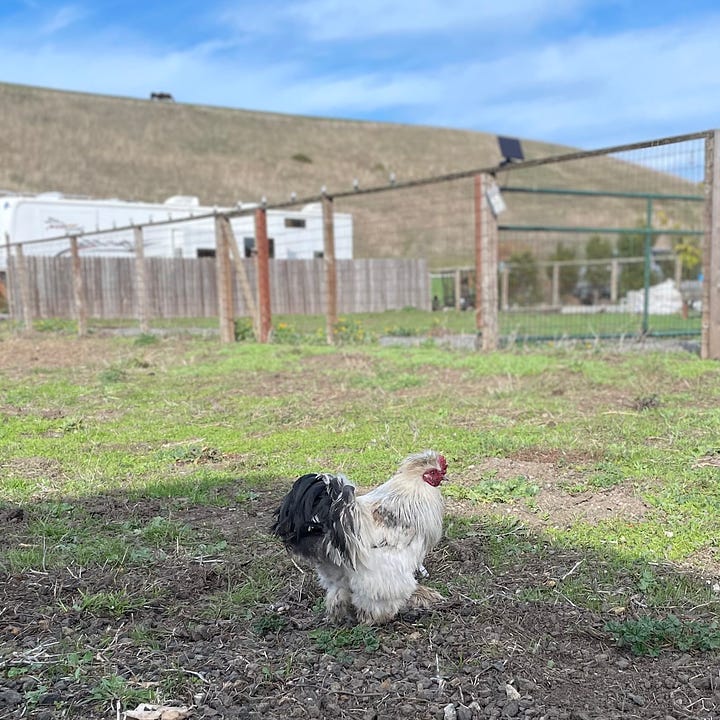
left=0, top=82, right=703, bottom=267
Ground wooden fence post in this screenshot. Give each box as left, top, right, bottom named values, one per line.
left=474, top=176, right=483, bottom=329
left=322, top=194, right=338, bottom=344
left=3, top=232, right=13, bottom=319
left=133, top=226, right=150, bottom=334
left=702, top=130, right=720, bottom=360
left=254, top=207, right=272, bottom=343
left=15, top=243, right=33, bottom=332
left=474, top=174, right=499, bottom=350
left=551, top=263, right=560, bottom=306
left=214, top=214, right=235, bottom=343
left=69, top=234, right=88, bottom=337
left=222, top=215, right=259, bottom=338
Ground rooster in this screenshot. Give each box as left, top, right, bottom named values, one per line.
left=271, top=450, right=447, bottom=624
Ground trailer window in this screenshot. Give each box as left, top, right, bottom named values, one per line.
left=244, top=237, right=275, bottom=258
left=284, top=218, right=306, bottom=228
left=197, top=249, right=215, bottom=258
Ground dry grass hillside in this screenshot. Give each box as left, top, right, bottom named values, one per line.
left=0, top=82, right=703, bottom=266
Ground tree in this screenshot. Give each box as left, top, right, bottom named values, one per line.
left=508, top=251, right=542, bottom=306
left=617, top=224, right=662, bottom=296
left=585, top=235, right=613, bottom=293
left=673, top=236, right=702, bottom=280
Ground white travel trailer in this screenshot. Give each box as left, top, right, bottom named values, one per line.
left=0, top=193, right=353, bottom=271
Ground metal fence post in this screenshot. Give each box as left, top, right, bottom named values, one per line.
left=69, top=234, right=87, bottom=337
left=322, top=194, right=338, bottom=345
left=702, top=130, right=720, bottom=359
left=214, top=214, right=235, bottom=343
left=254, top=207, right=272, bottom=343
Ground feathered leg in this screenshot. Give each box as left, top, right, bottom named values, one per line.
left=316, top=564, right=352, bottom=623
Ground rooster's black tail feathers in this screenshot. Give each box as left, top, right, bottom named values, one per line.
left=271, top=472, right=360, bottom=567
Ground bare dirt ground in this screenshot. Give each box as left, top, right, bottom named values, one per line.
left=2, top=481, right=720, bottom=720
left=1, top=335, right=719, bottom=719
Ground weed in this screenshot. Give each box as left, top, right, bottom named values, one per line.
left=134, top=333, right=159, bottom=346
left=89, top=675, right=155, bottom=706
left=309, top=625, right=380, bottom=656
left=235, top=318, right=255, bottom=341
left=251, top=613, right=288, bottom=637
left=235, top=490, right=259, bottom=504
left=605, top=615, right=720, bottom=656
left=443, top=515, right=479, bottom=540
left=333, top=316, right=368, bottom=345
left=73, top=590, right=146, bottom=617
left=98, top=367, right=126, bottom=384
left=137, top=516, right=193, bottom=546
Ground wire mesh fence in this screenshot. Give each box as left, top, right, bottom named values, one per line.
left=327, top=133, right=708, bottom=344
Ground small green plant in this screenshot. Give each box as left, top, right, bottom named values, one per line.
left=234, top=318, right=255, bottom=341
left=235, top=490, right=259, bottom=504
left=291, top=152, right=312, bottom=163
left=138, top=516, right=192, bottom=546
left=605, top=615, right=720, bottom=656
left=385, top=325, right=418, bottom=337
left=133, top=333, right=158, bottom=346
left=309, top=625, right=380, bottom=656
left=89, top=675, right=154, bottom=706
left=98, top=367, right=126, bottom=384
left=273, top=321, right=302, bottom=344
left=333, top=316, right=367, bottom=345
left=166, top=444, right=222, bottom=464
left=73, top=590, right=145, bottom=617
left=59, top=650, right=94, bottom=681
left=251, top=613, right=288, bottom=637
left=443, top=515, right=479, bottom=539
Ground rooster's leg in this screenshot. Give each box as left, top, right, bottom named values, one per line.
left=325, top=586, right=351, bottom=623
left=317, top=564, right=351, bottom=623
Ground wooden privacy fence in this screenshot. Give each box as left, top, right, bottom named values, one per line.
left=7, top=255, right=430, bottom=321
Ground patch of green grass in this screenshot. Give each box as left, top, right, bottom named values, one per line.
left=445, top=474, right=540, bottom=503
left=89, top=675, right=155, bottom=706
left=134, top=333, right=159, bottom=346
left=98, top=367, right=127, bottom=384
left=72, top=589, right=149, bottom=617
left=4, top=334, right=720, bottom=648
left=134, top=515, right=193, bottom=546
left=606, top=615, right=720, bottom=656
left=205, top=552, right=286, bottom=617
left=443, top=515, right=479, bottom=540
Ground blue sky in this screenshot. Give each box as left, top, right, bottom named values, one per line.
left=2, top=0, right=720, bottom=150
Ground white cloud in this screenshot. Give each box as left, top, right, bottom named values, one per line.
left=39, top=4, right=87, bottom=36
left=276, top=0, right=589, bottom=40
left=1, top=2, right=719, bottom=150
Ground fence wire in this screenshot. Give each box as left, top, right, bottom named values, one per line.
left=1, top=131, right=714, bottom=347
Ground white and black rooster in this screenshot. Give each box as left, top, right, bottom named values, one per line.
left=271, top=450, right=447, bottom=624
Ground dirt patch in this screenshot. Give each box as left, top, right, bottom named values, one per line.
left=1, top=486, right=719, bottom=720
left=451, top=456, right=651, bottom=531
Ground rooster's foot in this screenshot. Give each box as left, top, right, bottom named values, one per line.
left=407, top=584, right=443, bottom=608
